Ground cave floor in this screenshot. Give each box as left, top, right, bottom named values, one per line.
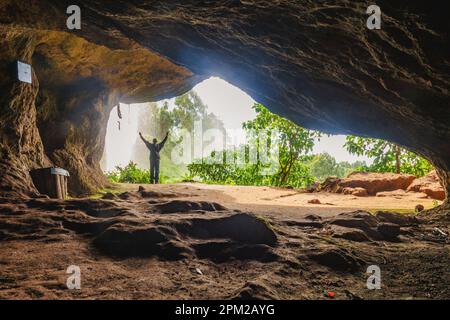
left=117, top=182, right=441, bottom=217
left=0, top=183, right=448, bottom=300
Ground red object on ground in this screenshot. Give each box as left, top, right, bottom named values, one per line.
left=324, top=291, right=335, bottom=298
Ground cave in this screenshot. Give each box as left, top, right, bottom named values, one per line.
left=0, top=1, right=448, bottom=204
left=0, top=1, right=449, bottom=301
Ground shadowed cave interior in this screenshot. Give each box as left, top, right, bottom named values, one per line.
left=0, top=1, right=449, bottom=300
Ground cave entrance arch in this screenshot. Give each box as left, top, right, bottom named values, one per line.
left=1, top=2, right=448, bottom=204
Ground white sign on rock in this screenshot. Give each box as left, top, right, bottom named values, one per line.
left=17, top=60, right=32, bottom=84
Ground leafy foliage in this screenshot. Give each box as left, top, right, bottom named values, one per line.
left=106, top=161, right=150, bottom=184
left=242, top=104, right=321, bottom=185
left=306, top=153, right=366, bottom=181
left=188, top=104, right=320, bottom=188
left=344, top=136, right=433, bottom=177
left=188, top=150, right=315, bottom=188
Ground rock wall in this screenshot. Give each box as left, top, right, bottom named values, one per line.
left=436, top=169, right=450, bottom=206
left=0, top=1, right=449, bottom=202
left=0, top=26, right=200, bottom=196
left=0, top=28, right=51, bottom=197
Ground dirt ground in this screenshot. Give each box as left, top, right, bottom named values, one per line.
left=119, top=183, right=440, bottom=218
left=0, top=183, right=448, bottom=300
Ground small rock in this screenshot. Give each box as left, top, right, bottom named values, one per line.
left=195, top=267, right=203, bottom=275
left=415, top=204, right=425, bottom=212
left=308, top=199, right=321, bottom=204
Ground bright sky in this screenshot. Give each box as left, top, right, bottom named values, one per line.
left=102, top=103, right=145, bottom=171
left=193, top=77, right=256, bottom=129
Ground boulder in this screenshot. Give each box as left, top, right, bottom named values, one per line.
left=321, top=172, right=416, bottom=196
left=407, top=171, right=445, bottom=200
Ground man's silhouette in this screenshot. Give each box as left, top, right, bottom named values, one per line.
left=139, top=131, right=169, bottom=184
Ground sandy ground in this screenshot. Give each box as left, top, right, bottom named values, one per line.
left=0, top=183, right=448, bottom=300
left=120, top=183, right=440, bottom=218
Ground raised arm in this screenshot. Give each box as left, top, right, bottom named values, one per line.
left=139, top=132, right=151, bottom=148
left=159, top=131, right=169, bottom=149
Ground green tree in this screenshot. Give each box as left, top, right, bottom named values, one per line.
left=243, top=103, right=321, bottom=185
left=306, top=153, right=367, bottom=181
left=188, top=104, right=319, bottom=188
left=309, top=153, right=337, bottom=181
left=344, top=136, right=433, bottom=177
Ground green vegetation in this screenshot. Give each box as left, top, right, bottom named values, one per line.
left=306, top=152, right=366, bottom=182
left=106, top=161, right=150, bottom=184
left=106, top=93, right=433, bottom=187
left=106, top=160, right=181, bottom=184
left=188, top=104, right=366, bottom=188
left=345, top=136, right=433, bottom=177
left=243, top=103, right=321, bottom=185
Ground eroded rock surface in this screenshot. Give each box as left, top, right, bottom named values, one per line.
left=320, top=172, right=416, bottom=195
left=407, top=170, right=446, bottom=200
left=0, top=192, right=448, bottom=299
left=320, top=171, right=446, bottom=201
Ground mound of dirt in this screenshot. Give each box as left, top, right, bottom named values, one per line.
left=330, top=225, right=371, bottom=242
left=64, top=199, right=130, bottom=218
left=232, top=281, right=279, bottom=300
left=320, top=172, right=416, bottom=195
left=375, top=211, right=419, bottom=226
left=175, top=213, right=278, bottom=246
left=193, top=241, right=277, bottom=263
left=153, top=200, right=227, bottom=213
left=93, top=223, right=192, bottom=260
left=307, top=248, right=365, bottom=272
left=407, top=171, right=445, bottom=200
left=324, top=211, right=406, bottom=241
left=328, top=211, right=379, bottom=229
left=93, top=212, right=278, bottom=261
left=139, top=189, right=184, bottom=199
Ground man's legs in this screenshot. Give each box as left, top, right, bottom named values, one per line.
left=154, top=160, right=160, bottom=184
left=150, top=160, right=155, bottom=184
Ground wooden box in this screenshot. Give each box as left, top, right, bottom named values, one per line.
left=30, top=167, right=70, bottom=199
